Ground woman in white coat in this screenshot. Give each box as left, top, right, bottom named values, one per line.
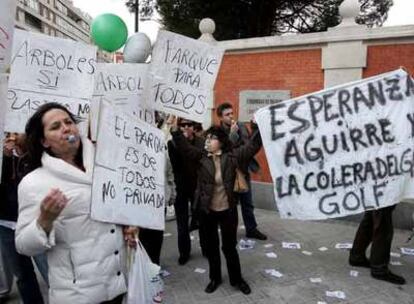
left=15, top=103, right=135, bottom=304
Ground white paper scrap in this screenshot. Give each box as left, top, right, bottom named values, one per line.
left=318, top=247, right=328, bottom=252
left=265, top=269, right=283, bottom=278
left=390, top=261, right=402, bottom=266
left=310, top=277, right=322, bottom=283
left=317, top=302, right=327, bottom=304
left=282, top=242, right=301, bottom=249
left=302, top=251, right=313, bottom=256
left=163, top=232, right=172, bottom=237
left=350, top=270, right=359, bottom=277
left=335, top=243, right=352, bottom=249
left=391, top=252, right=401, bottom=258
left=160, top=269, right=171, bottom=278
left=326, top=291, right=346, bottom=299
left=266, top=252, right=278, bottom=259
left=239, top=239, right=256, bottom=250
left=194, top=268, right=206, bottom=274
left=264, top=243, right=274, bottom=248
left=401, top=247, right=414, bottom=256
left=239, top=225, right=245, bottom=230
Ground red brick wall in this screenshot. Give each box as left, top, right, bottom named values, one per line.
left=213, top=44, right=414, bottom=183
left=213, top=49, right=324, bottom=183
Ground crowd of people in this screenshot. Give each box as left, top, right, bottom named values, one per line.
left=0, top=101, right=406, bottom=303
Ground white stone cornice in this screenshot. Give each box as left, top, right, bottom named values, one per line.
left=217, top=25, right=414, bottom=52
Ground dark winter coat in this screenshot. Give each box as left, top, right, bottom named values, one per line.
left=171, top=127, right=262, bottom=214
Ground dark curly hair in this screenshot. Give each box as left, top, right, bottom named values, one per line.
left=25, top=102, right=79, bottom=171
left=205, top=125, right=233, bottom=152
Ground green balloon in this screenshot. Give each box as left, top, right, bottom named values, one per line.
left=91, top=14, right=128, bottom=52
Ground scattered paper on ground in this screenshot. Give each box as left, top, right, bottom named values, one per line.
left=302, top=251, right=313, bottom=256
left=310, top=277, right=322, bottom=283
left=350, top=270, right=359, bottom=277
left=160, top=269, right=171, bottom=278
left=163, top=232, right=172, bottom=237
left=266, top=252, right=278, bottom=259
left=391, top=252, right=401, bottom=258
left=401, top=247, right=414, bottom=255
left=335, top=243, right=352, bottom=249
left=282, top=242, right=301, bottom=249
left=317, top=302, right=327, bottom=304
left=318, top=247, right=328, bottom=252
left=239, top=239, right=256, bottom=250
left=326, top=291, right=346, bottom=299
left=194, top=268, right=206, bottom=274
left=265, top=269, right=283, bottom=278
left=264, top=244, right=274, bottom=248
left=390, top=261, right=402, bottom=266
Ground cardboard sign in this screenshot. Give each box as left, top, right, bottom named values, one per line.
left=0, top=0, right=16, bottom=73
left=90, top=63, right=154, bottom=141
left=256, top=69, right=414, bottom=220
left=6, top=30, right=96, bottom=133
left=91, top=101, right=166, bottom=230
left=0, top=74, right=8, bottom=180
left=148, top=30, right=224, bottom=122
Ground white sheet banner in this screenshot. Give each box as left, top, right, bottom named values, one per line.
left=0, top=74, right=8, bottom=180
left=148, top=30, right=224, bottom=122
left=91, top=101, right=166, bottom=230
left=0, top=0, right=16, bottom=73
left=6, top=30, right=96, bottom=133
left=90, top=63, right=154, bottom=141
left=255, top=69, right=414, bottom=220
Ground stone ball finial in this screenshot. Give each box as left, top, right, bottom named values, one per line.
left=338, top=0, right=361, bottom=27
left=198, top=18, right=217, bottom=43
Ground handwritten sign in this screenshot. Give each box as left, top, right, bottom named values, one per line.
left=5, top=30, right=96, bottom=133
left=91, top=101, right=166, bottom=229
left=0, top=0, right=16, bottom=73
left=90, top=63, right=154, bottom=141
left=0, top=74, right=8, bottom=180
left=256, top=69, right=414, bottom=220
left=148, top=30, right=224, bottom=122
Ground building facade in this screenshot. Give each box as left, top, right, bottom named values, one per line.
left=15, top=0, right=113, bottom=62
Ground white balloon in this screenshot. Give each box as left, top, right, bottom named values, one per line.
left=123, top=33, right=152, bottom=63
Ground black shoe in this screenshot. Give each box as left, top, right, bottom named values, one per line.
left=371, top=270, right=406, bottom=285
left=205, top=280, right=222, bottom=293
left=234, top=279, right=251, bottom=295
left=178, top=255, right=190, bottom=265
left=246, top=228, right=267, bottom=240
left=349, top=256, right=370, bottom=268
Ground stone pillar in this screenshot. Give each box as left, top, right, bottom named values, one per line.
left=198, top=18, right=217, bottom=129
left=323, top=0, right=367, bottom=88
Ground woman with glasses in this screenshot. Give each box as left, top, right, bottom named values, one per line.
left=171, top=119, right=262, bottom=295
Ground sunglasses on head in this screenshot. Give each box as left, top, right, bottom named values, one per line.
left=179, top=122, right=193, bottom=128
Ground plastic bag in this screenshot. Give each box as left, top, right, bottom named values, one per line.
left=124, top=242, right=164, bottom=304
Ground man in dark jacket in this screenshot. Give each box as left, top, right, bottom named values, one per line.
left=217, top=102, right=267, bottom=240
left=0, top=133, right=44, bottom=304
left=168, top=118, right=205, bottom=265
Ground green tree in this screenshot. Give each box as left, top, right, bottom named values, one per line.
left=130, top=0, right=393, bottom=40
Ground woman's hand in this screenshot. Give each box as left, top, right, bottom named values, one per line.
left=123, top=226, right=139, bottom=249
left=37, top=189, right=68, bottom=234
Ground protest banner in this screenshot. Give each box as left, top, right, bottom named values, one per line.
left=91, top=101, right=166, bottom=229
left=148, top=30, right=224, bottom=122
left=0, top=0, right=16, bottom=73
left=0, top=74, right=8, bottom=180
left=90, top=63, right=154, bottom=141
left=5, top=29, right=96, bottom=133
left=255, top=69, right=414, bottom=220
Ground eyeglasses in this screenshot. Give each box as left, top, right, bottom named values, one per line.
left=179, top=122, right=194, bottom=128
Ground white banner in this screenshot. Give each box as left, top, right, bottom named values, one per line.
left=91, top=101, right=166, bottom=230
left=90, top=63, right=154, bottom=141
left=6, top=30, right=96, bottom=133
left=255, top=69, right=414, bottom=220
left=148, top=30, right=224, bottom=122
left=0, top=74, right=8, bottom=180
left=0, top=0, right=16, bottom=73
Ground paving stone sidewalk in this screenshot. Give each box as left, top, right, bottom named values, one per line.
left=4, top=209, right=414, bottom=303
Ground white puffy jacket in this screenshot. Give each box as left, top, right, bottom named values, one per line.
left=15, top=138, right=127, bottom=304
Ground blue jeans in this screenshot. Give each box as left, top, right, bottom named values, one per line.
left=33, top=253, right=49, bottom=286
left=238, top=175, right=257, bottom=232
left=0, top=226, right=44, bottom=304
